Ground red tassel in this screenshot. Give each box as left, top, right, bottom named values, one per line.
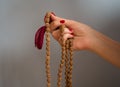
left=35, top=26, right=46, bottom=49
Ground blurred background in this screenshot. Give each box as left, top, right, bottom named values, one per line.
left=0, top=0, right=120, bottom=87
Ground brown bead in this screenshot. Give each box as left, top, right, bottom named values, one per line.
left=45, top=23, right=50, bottom=27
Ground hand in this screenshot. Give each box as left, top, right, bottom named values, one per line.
left=47, top=13, right=98, bottom=51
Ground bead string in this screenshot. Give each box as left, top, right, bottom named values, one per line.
left=45, top=12, right=51, bottom=87
left=44, top=12, right=73, bottom=87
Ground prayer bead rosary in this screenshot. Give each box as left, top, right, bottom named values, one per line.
left=35, top=12, right=74, bottom=87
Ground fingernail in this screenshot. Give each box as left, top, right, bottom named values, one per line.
left=71, top=33, right=74, bottom=35
left=60, top=20, right=65, bottom=24
left=51, top=12, right=56, bottom=16
left=69, top=28, right=73, bottom=31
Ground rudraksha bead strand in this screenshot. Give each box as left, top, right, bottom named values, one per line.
left=65, top=39, right=70, bottom=87
left=57, top=24, right=66, bottom=87
left=45, top=12, right=51, bottom=87
left=68, top=38, right=73, bottom=87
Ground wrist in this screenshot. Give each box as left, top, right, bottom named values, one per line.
left=87, top=30, right=103, bottom=52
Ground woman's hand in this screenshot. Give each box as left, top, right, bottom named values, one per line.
left=48, top=13, right=97, bottom=51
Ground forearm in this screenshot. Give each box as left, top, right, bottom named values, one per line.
left=89, top=31, right=120, bottom=67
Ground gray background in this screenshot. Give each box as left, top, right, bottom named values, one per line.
left=0, top=0, right=120, bottom=87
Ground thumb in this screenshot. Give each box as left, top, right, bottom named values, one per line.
left=50, top=12, right=57, bottom=21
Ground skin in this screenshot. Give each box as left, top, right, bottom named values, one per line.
left=46, top=13, right=120, bottom=68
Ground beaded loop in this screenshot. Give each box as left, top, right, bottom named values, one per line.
left=44, top=12, right=74, bottom=87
